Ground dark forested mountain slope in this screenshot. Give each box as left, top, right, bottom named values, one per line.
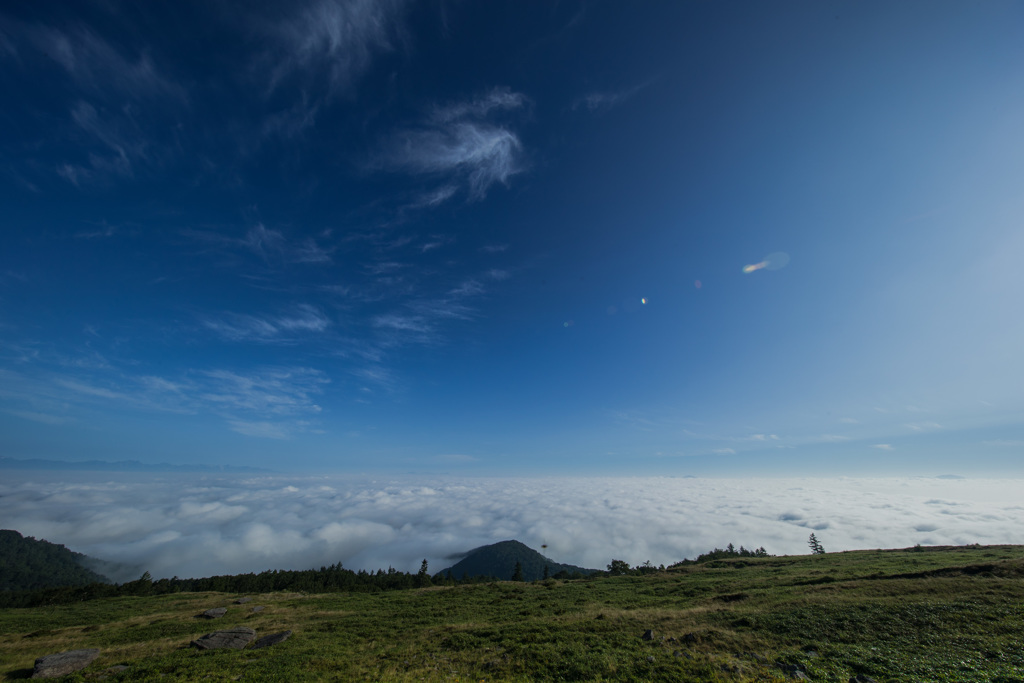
left=436, top=540, right=598, bottom=581
left=0, top=530, right=110, bottom=591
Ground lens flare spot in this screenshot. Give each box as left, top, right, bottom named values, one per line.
left=563, top=320, right=574, bottom=327
left=743, top=251, right=790, bottom=274
left=694, top=280, right=702, bottom=289
left=641, top=298, right=647, bottom=305
left=743, top=261, right=767, bottom=274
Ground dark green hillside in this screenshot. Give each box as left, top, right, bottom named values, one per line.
left=0, top=529, right=110, bottom=591
left=2, top=544, right=1024, bottom=681
left=437, top=539, right=598, bottom=581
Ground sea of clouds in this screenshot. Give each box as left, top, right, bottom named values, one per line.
left=2, top=474, right=1023, bottom=581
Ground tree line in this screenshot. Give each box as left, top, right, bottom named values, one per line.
left=0, top=541, right=786, bottom=608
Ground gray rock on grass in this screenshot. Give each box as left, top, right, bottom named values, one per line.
left=778, top=662, right=810, bottom=680
left=191, top=627, right=257, bottom=650
left=251, top=605, right=265, bottom=613
left=199, top=607, right=227, bottom=619
left=31, top=648, right=100, bottom=678
left=252, top=630, right=292, bottom=649
left=234, top=597, right=252, bottom=604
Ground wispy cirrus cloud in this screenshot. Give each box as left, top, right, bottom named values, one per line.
left=0, top=25, right=16, bottom=58
left=241, top=224, right=332, bottom=264
left=203, top=304, right=330, bottom=343
left=371, top=277, right=487, bottom=346
left=228, top=419, right=303, bottom=440
left=373, top=88, right=528, bottom=202
left=261, top=94, right=320, bottom=139
left=905, top=421, right=943, bottom=432
left=373, top=313, right=431, bottom=335
left=185, top=224, right=333, bottom=265
left=266, top=0, right=407, bottom=97
left=58, top=100, right=148, bottom=183
left=27, top=25, right=184, bottom=101
left=411, top=185, right=458, bottom=209
left=429, top=88, right=527, bottom=123
left=574, top=82, right=650, bottom=113
left=199, top=367, right=327, bottom=417
left=1, top=19, right=186, bottom=186
left=0, top=361, right=328, bottom=440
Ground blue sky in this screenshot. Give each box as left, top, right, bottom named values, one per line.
left=2, top=1, right=1023, bottom=476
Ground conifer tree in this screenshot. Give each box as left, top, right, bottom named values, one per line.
left=416, top=559, right=432, bottom=587
left=808, top=533, right=825, bottom=554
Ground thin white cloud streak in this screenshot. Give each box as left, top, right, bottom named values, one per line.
left=0, top=365, right=327, bottom=439
left=574, top=81, right=651, bottom=112
left=28, top=25, right=184, bottom=100
left=429, top=88, right=526, bottom=123
left=374, top=88, right=528, bottom=201
left=56, top=100, right=158, bottom=185
left=411, top=185, right=458, bottom=208
left=185, top=224, right=332, bottom=265
left=2, top=19, right=185, bottom=186
left=228, top=420, right=295, bottom=440
left=372, top=313, right=431, bottom=334
left=198, top=367, right=327, bottom=417
left=371, top=276, right=485, bottom=346
left=69, top=101, right=142, bottom=178
left=243, top=224, right=333, bottom=264
left=261, top=95, right=320, bottom=139
left=382, top=124, right=522, bottom=200
left=203, top=304, right=330, bottom=342
left=3, top=475, right=1023, bottom=581
left=267, top=0, right=407, bottom=97
left=0, top=25, right=16, bottom=58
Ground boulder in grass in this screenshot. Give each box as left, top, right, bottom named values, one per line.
left=251, top=606, right=265, bottom=613
left=251, top=630, right=292, bottom=649
left=199, top=607, right=227, bottom=619
left=234, top=597, right=252, bottom=604
left=191, top=627, right=257, bottom=650
left=31, top=649, right=100, bottom=678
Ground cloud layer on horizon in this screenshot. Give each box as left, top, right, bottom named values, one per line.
left=2, top=474, right=1023, bottom=581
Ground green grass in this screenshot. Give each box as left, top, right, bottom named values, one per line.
left=2, top=545, right=1024, bottom=681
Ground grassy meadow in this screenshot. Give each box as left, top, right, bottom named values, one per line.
left=2, top=545, right=1023, bottom=682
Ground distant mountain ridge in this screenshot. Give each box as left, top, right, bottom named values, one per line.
left=436, top=540, right=598, bottom=581
left=0, top=530, right=111, bottom=591
left=0, top=456, right=270, bottom=473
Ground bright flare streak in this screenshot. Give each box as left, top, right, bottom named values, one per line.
left=641, top=298, right=647, bottom=304
left=743, top=261, right=767, bottom=274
